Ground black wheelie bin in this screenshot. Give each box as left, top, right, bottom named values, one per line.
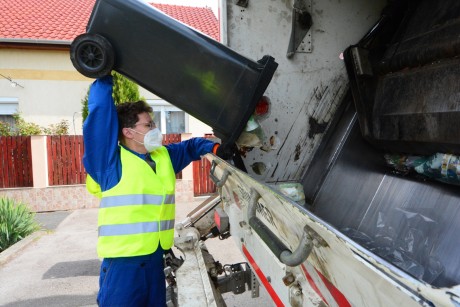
left=70, top=0, right=278, bottom=146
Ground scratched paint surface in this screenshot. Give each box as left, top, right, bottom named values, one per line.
left=227, top=0, right=384, bottom=183
left=207, top=153, right=455, bottom=306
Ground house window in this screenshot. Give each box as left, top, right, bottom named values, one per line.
left=0, top=97, right=19, bottom=126
left=147, top=99, right=187, bottom=134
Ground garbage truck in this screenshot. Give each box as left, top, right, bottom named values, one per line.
left=71, top=0, right=460, bottom=306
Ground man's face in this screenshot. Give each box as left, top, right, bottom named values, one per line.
left=125, top=112, right=156, bottom=153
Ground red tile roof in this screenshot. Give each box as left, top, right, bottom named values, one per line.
left=0, top=0, right=219, bottom=43
left=0, top=0, right=94, bottom=42
left=151, top=4, right=219, bottom=40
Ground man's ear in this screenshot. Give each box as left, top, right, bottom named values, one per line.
left=122, top=127, right=134, bottom=139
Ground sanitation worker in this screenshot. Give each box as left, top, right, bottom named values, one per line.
left=83, top=75, right=228, bottom=306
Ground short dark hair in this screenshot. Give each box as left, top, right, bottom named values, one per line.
left=116, top=101, right=153, bottom=138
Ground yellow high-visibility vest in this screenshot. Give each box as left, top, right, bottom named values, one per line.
left=87, top=146, right=176, bottom=258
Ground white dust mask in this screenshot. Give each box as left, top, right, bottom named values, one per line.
left=129, top=127, right=163, bottom=152
left=143, top=128, right=163, bottom=152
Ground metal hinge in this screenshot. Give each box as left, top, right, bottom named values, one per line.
left=287, top=0, right=313, bottom=58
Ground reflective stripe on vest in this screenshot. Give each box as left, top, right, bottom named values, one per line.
left=99, top=194, right=175, bottom=208
left=98, top=219, right=175, bottom=236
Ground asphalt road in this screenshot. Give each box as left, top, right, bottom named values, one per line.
left=0, top=199, right=271, bottom=306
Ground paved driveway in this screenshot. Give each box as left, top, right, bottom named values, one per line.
left=0, top=201, right=271, bottom=306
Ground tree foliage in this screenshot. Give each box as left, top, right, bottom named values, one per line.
left=0, top=114, right=69, bottom=136
left=81, top=71, right=144, bottom=123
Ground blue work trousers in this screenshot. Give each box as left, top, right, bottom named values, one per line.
left=97, top=249, right=166, bottom=307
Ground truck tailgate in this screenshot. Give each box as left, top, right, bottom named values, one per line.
left=206, top=128, right=460, bottom=306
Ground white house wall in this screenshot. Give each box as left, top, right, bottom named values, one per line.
left=0, top=48, right=91, bottom=135
left=1, top=48, right=212, bottom=137
left=187, top=116, right=214, bottom=138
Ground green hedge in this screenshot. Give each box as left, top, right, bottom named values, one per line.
left=0, top=197, right=41, bottom=252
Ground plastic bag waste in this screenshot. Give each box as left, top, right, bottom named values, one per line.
left=342, top=209, right=444, bottom=285
left=414, top=153, right=460, bottom=185
left=237, top=115, right=265, bottom=148
left=237, top=115, right=280, bottom=152
left=271, top=182, right=306, bottom=205
left=384, top=153, right=460, bottom=185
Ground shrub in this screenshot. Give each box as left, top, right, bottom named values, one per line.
left=0, top=198, right=41, bottom=252
left=42, top=119, right=70, bottom=135
left=0, top=114, right=70, bottom=136
left=0, top=121, right=13, bottom=136
left=12, top=114, right=42, bottom=135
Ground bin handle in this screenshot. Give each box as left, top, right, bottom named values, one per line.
left=247, top=188, right=313, bottom=267
left=210, top=160, right=230, bottom=188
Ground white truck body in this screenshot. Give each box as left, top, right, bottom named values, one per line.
left=204, top=155, right=459, bottom=306
left=187, top=0, right=460, bottom=306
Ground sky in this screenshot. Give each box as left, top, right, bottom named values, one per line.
left=142, top=0, right=219, bottom=16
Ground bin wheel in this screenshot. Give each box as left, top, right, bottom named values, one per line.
left=70, top=34, right=115, bottom=78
